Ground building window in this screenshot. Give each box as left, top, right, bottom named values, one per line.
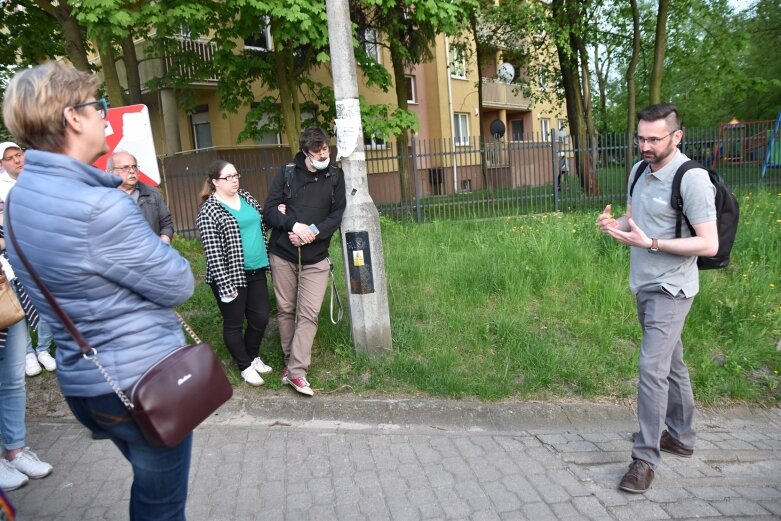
left=453, top=113, right=470, bottom=146
left=537, top=67, right=548, bottom=92
left=511, top=120, right=524, bottom=141
left=364, top=134, right=387, bottom=150
left=191, top=105, right=212, bottom=150
left=250, top=102, right=280, bottom=145
left=244, top=20, right=272, bottom=52
left=449, top=45, right=466, bottom=79
left=540, top=118, right=551, bottom=140
left=364, top=28, right=381, bottom=63
left=405, top=75, right=417, bottom=104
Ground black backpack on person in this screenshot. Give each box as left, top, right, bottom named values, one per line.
left=630, top=159, right=739, bottom=269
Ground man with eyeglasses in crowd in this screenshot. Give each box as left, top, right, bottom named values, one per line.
left=107, top=150, right=174, bottom=244
left=597, top=103, right=718, bottom=494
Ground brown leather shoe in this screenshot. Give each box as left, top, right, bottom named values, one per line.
left=660, top=430, right=693, bottom=457
left=619, top=459, right=654, bottom=493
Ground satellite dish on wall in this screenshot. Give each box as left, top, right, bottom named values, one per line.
left=490, top=119, right=506, bottom=139
left=497, top=62, right=515, bottom=83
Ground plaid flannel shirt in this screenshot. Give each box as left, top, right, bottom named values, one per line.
left=196, top=189, right=266, bottom=299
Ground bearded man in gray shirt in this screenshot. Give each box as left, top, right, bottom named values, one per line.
left=597, top=103, right=718, bottom=494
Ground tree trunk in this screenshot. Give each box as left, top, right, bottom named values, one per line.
left=121, top=36, right=143, bottom=105
left=626, top=0, right=642, bottom=176
left=576, top=36, right=599, bottom=169
left=552, top=0, right=600, bottom=195
left=274, top=50, right=301, bottom=158
left=649, top=0, right=670, bottom=104
left=95, top=40, right=125, bottom=108
left=33, top=0, right=90, bottom=71
left=389, top=46, right=412, bottom=205
left=469, top=10, right=493, bottom=199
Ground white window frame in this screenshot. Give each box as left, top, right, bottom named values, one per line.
left=449, top=46, right=467, bottom=79
left=251, top=107, right=281, bottom=145
left=540, top=118, right=551, bottom=140
left=364, top=28, right=381, bottom=63
left=537, top=67, right=547, bottom=92
left=453, top=113, right=470, bottom=146
left=364, top=134, right=387, bottom=150
left=191, top=109, right=212, bottom=150
left=244, top=19, right=273, bottom=52
left=405, top=75, right=417, bottom=104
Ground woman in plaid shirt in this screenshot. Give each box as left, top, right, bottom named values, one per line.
left=196, top=160, right=273, bottom=386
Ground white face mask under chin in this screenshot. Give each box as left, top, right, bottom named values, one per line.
left=309, top=156, right=330, bottom=171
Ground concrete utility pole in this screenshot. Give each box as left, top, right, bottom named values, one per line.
left=325, top=0, right=392, bottom=355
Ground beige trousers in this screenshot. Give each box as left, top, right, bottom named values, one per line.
left=269, top=254, right=330, bottom=379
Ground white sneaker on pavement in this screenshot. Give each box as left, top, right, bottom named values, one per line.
left=25, top=353, right=42, bottom=377
left=250, top=357, right=273, bottom=375
left=37, top=351, right=57, bottom=372
left=240, top=366, right=265, bottom=386
left=0, top=459, right=28, bottom=490
left=10, top=448, right=52, bottom=479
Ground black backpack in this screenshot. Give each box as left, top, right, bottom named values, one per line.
left=630, top=159, right=739, bottom=269
left=283, top=163, right=339, bottom=204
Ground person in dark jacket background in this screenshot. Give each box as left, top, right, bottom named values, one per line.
left=3, top=61, right=194, bottom=521
left=264, top=126, right=345, bottom=396
left=108, top=150, right=174, bottom=244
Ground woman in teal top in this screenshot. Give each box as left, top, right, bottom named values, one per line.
left=196, top=160, right=273, bottom=386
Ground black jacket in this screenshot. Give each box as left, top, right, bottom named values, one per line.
left=263, top=152, right=346, bottom=264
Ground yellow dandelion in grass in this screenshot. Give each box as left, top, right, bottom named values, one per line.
left=571, top=228, right=577, bottom=234
left=776, top=219, right=781, bottom=224
left=771, top=284, right=776, bottom=289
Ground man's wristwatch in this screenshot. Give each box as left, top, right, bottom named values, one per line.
left=648, top=238, right=660, bottom=253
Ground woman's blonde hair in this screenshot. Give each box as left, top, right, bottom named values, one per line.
left=3, top=62, right=100, bottom=153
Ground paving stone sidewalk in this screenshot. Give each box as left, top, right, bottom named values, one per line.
left=7, top=394, right=781, bottom=520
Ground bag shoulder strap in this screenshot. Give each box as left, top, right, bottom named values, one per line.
left=629, top=160, right=647, bottom=197
left=6, top=198, right=92, bottom=355
left=670, top=159, right=701, bottom=238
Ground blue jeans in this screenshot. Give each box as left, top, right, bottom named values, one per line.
left=26, top=320, right=53, bottom=356
left=0, top=318, right=28, bottom=451
left=66, top=393, right=192, bottom=521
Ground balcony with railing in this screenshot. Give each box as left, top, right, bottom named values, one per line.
left=163, top=37, right=220, bottom=84
left=481, top=77, right=532, bottom=110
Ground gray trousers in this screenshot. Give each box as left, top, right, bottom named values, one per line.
left=632, top=286, right=696, bottom=468
left=269, top=254, right=330, bottom=379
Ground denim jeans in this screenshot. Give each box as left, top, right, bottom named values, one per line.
left=26, top=320, right=53, bottom=356
left=66, top=393, right=192, bottom=521
left=210, top=268, right=270, bottom=371
left=0, top=318, right=28, bottom=451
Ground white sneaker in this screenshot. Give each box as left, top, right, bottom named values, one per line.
left=25, top=353, right=42, bottom=377
left=240, top=366, right=265, bottom=386
left=250, top=357, right=273, bottom=375
left=10, top=448, right=52, bottom=479
left=37, top=351, right=57, bottom=372
left=0, top=458, right=28, bottom=490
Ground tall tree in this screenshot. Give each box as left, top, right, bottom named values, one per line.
left=648, top=0, right=669, bottom=104
left=625, top=0, right=642, bottom=175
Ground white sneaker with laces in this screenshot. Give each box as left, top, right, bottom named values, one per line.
left=25, top=353, right=42, bottom=377
left=250, top=357, right=273, bottom=375
left=240, top=366, right=265, bottom=386
left=37, top=351, right=57, bottom=372
left=10, top=448, right=52, bottom=479
left=0, top=459, right=28, bottom=490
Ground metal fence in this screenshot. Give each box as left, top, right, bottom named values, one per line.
left=161, top=120, right=781, bottom=238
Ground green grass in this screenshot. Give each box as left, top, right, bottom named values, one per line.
left=174, top=188, right=781, bottom=404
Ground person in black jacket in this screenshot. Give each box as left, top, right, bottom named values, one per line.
left=264, top=126, right=345, bottom=396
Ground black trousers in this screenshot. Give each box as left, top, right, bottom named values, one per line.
left=210, top=269, right=270, bottom=371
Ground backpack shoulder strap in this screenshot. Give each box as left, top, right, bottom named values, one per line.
left=283, top=163, right=295, bottom=198
left=326, top=164, right=339, bottom=204
left=629, top=161, right=647, bottom=197
left=670, top=159, right=701, bottom=238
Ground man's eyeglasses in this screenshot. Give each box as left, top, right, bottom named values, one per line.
left=217, top=173, right=241, bottom=181
left=634, top=130, right=678, bottom=146
left=71, top=98, right=109, bottom=120
left=113, top=164, right=138, bottom=173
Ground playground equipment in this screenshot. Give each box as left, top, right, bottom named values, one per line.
left=761, top=112, right=781, bottom=178
left=706, top=115, right=781, bottom=175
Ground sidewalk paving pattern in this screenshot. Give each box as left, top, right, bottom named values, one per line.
left=7, top=393, right=781, bottom=520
